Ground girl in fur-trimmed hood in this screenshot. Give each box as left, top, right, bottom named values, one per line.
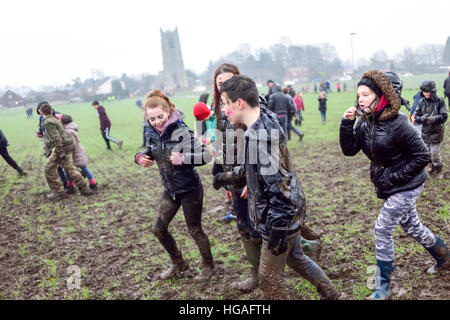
left=340, top=70, right=449, bottom=300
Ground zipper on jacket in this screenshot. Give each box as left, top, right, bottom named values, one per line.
left=370, top=116, right=375, bottom=161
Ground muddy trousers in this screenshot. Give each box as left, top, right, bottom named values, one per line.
left=152, top=186, right=213, bottom=268
left=45, top=150, right=88, bottom=193
left=425, top=142, right=442, bottom=167
left=0, top=146, right=23, bottom=173
left=101, top=127, right=120, bottom=150
left=374, top=184, right=436, bottom=262
left=259, top=233, right=337, bottom=300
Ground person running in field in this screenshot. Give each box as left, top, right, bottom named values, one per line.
left=411, top=80, right=448, bottom=179
left=340, top=70, right=449, bottom=300
left=60, top=115, right=98, bottom=191
left=135, top=89, right=214, bottom=283
left=214, top=75, right=339, bottom=300
left=293, top=91, right=305, bottom=126
left=36, top=101, right=67, bottom=189
left=0, top=129, right=26, bottom=176
left=92, top=100, right=123, bottom=151
left=40, top=103, right=92, bottom=199
left=318, top=91, right=327, bottom=124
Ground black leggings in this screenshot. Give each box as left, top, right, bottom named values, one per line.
left=152, top=186, right=213, bottom=266
left=0, top=146, right=22, bottom=172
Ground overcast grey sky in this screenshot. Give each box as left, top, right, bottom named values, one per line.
left=0, top=0, right=448, bottom=89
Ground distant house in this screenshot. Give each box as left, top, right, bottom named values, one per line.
left=0, top=90, right=25, bottom=108
left=284, top=67, right=309, bottom=83
left=97, top=77, right=126, bottom=95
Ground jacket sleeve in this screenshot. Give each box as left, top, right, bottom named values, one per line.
left=434, top=99, right=448, bottom=124
left=178, top=128, right=212, bottom=166
left=412, top=99, right=424, bottom=118
left=339, top=118, right=361, bottom=156
left=258, top=139, right=295, bottom=230
left=385, top=119, right=430, bottom=186
left=45, top=121, right=64, bottom=155
left=268, top=95, right=275, bottom=112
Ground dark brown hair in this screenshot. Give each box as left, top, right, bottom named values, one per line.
left=213, top=63, right=241, bottom=129
left=40, top=103, right=52, bottom=115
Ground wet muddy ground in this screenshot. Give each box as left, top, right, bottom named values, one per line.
left=0, top=140, right=448, bottom=300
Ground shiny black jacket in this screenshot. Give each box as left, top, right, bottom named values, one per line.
left=224, top=107, right=305, bottom=238
left=135, top=119, right=212, bottom=197
left=412, top=94, right=447, bottom=144
left=340, top=108, right=430, bottom=199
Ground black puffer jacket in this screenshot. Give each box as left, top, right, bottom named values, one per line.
left=221, top=107, right=305, bottom=239
left=268, top=85, right=291, bottom=115
left=340, top=70, right=430, bottom=199
left=0, top=129, right=8, bottom=149
left=135, top=117, right=212, bottom=197
left=412, top=94, right=447, bottom=144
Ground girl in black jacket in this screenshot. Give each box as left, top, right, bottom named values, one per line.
left=135, top=90, right=214, bottom=283
left=340, top=70, right=449, bottom=300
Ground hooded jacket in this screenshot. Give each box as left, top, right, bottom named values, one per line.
left=135, top=112, right=212, bottom=197
left=222, top=107, right=305, bottom=239
left=412, top=93, right=447, bottom=144
left=63, top=122, right=88, bottom=167
left=340, top=70, right=430, bottom=199
left=268, top=85, right=291, bottom=116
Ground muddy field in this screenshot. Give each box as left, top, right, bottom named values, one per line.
left=0, top=139, right=448, bottom=300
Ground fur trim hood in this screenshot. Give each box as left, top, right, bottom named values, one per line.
left=359, top=70, right=401, bottom=121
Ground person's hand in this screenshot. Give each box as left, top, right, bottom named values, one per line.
left=240, top=186, right=248, bottom=199
left=139, top=154, right=154, bottom=167
left=36, top=132, right=43, bottom=138
left=411, top=115, right=416, bottom=124
left=225, top=190, right=233, bottom=202
left=343, top=107, right=357, bottom=120
left=414, top=116, right=423, bottom=124
left=268, top=228, right=288, bottom=256
left=170, top=152, right=184, bottom=166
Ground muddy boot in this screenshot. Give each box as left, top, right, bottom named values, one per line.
left=47, top=191, right=68, bottom=200
left=230, top=239, right=261, bottom=292
left=17, top=169, right=27, bottom=177
left=434, top=165, right=443, bottom=179
left=301, top=224, right=321, bottom=240
left=366, top=260, right=393, bottom=300
left=159, top=254, right=189, bottom=280
left=65, top=185, right=76, bottom=194
left=427, top=164, right=438, bottom=177
left=190, top=226, right=215, bottom=283
left=194, top=263, right=215, bottom=283
left=425, top=237, right=450, bottom=274
left=287, top=238, right=340, bottom=300
left=302, top=238, right=322, bottom=262
left=79, top=185, right=93, bottom=196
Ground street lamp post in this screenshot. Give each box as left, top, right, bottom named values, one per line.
left=350, top=33, right=356, bottom=74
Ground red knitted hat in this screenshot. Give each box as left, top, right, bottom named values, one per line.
left=193, top=102, right=212, bottom=121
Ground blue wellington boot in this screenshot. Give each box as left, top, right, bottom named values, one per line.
left=425, top=237, right=450, bottom=274
left=366, top=260, right=393, bottom=300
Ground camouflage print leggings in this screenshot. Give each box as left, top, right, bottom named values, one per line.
left=374, top=184, right=436, bottom=262
left=45, top=149, right=87, bottom=193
